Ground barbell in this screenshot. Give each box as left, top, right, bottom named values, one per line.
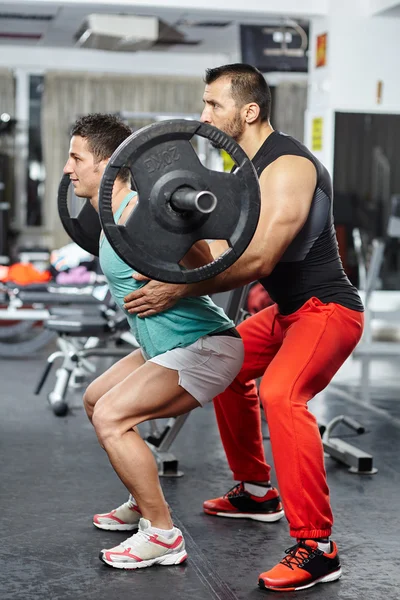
left=58, top=119, right=261, bottom=284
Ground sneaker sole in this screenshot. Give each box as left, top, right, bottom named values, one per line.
left=99, top=550, right=188, bottom=569
left=258, top=567, right=342, bottom=592
left=204, top=508, right=285, bottom=523
left=93, top=521, right=139, bottom=531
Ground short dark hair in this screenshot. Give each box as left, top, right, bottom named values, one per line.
left=70, top=113, right=132, bottom=183
left=204, top=63, right=271, bottom=122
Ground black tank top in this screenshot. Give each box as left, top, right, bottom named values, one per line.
left=254, top=131, right=364, bottom=314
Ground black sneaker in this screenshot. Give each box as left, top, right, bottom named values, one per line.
left=258, top=539, right=342, bottom=592
left=203, top=482, right=284, bottom=522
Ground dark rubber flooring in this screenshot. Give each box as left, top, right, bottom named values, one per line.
left=0, top=344, right=398, bottom=600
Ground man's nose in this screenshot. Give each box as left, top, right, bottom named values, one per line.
left=63, top=159, right=72, bottom=174
left=200, top=107, right=211, bottom=123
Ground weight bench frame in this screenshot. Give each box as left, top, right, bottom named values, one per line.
left=320, top=415, right=377, bottom=474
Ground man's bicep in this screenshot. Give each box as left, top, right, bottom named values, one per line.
left=260, top=156, right=316, bottom=228
left=249, top=157, right=316, bottom=273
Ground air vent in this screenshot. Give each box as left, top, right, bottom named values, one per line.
left=0, top=13, right=53, bottom=21
left=0, top=32, right=42, bottom=39
left=177, top=19, right=231, bottom=28
left=75, top=14, right=199, bottom=52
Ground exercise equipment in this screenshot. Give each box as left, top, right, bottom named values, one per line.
left=58, top=174, right=101, bottom=256
left=0, top=282, right=108, bottom=358
left=35, top=300, right=136, bottom=417
left=58, top=119, right=261, bottom=283
left=320, top=416, right=377, bottom=474
left=99, top=119, right=260, bottom=283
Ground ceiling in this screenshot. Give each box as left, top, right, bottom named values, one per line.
left=0, top=1, right=310, bottom=55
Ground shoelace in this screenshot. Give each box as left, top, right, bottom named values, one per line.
left=280, top=541, right=318, bottom=571
left=113, top=499, right=136, bottom=512
left=225, top=482, right=245, bottom=498
left=121, top=529, right=151, bottom=550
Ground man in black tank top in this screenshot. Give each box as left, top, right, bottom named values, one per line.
left=124, top=64, right=364, bottom=592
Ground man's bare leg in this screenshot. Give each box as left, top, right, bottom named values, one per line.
left=92, top=361, right=199, bottom=529
left=83, top=348, right=145, bottom=421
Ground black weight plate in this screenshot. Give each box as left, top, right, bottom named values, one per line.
left=99, top=119, right=260, bottom=283
left=57, top=173, right=101, bottom=256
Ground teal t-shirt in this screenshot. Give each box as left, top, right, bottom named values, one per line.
left=99, top=192, right=235, bottom=358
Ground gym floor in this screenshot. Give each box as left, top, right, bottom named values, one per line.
left=0, top=346, right=398, bottom=600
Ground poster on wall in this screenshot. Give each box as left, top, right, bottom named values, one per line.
left=311, top=118, right=323, bottom=151
left=316, top=33, right=327, bottom=68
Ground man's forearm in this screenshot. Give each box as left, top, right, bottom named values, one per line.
left=181, top=253, right=268, bottom=297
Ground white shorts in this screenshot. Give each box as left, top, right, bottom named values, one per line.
left=145, top=334, right=244, bottom=406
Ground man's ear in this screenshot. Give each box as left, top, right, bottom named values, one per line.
left=244, top=102, right=260, bottom=124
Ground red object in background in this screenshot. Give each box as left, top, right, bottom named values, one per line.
left=0, top=263, right=52, bottom=285
left=246, top=283, right=274, bottom=314
left=316, top=33, right=327, bottom=68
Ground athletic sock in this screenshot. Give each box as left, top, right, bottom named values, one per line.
left=244, top=482, right=272, bottom=496
left=315, top=538, right=331, bottom=553
left=148, top=525, right=176, bottom=539
left=298, top=537, right=331, bottom=552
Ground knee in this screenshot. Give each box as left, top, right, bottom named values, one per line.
left=83, top=381, right=101, bottom=420
left=91, top=402, right=141, bottom=448
left=259, top=381, right=289, bottom=413
left=92, top=402, right=116, bottom=447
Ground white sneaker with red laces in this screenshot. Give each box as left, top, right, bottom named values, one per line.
left=93, top=495, right=141, bottom=531
left=99, top=518, right=188, bottom=569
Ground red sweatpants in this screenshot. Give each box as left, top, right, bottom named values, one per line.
left=213, top=297, right=364, bottom=539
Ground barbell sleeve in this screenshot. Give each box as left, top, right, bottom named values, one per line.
left=170, top=187, right=217, bottom=214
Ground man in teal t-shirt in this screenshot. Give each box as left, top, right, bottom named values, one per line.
left=63, top=113, right=244, bottom=571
